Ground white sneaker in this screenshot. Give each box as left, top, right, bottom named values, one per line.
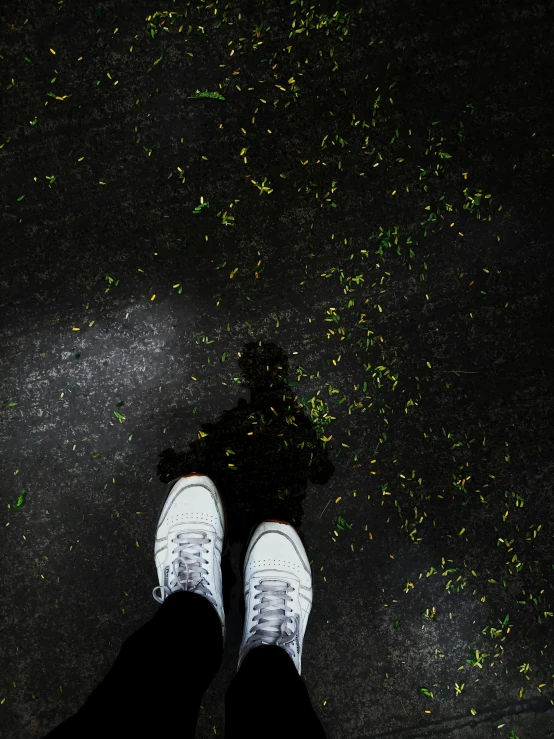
left=238, top=521, right=313, bottom=675
left=152, top=473, right=226, bottom=640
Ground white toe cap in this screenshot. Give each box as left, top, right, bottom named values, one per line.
left=244, top=522, right=311, bottom=585
left=157, top=476, right=224, bottom=536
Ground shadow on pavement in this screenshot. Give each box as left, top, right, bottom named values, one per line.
left=157, top=340, right=335, bottom=545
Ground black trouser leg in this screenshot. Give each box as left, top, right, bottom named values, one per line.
left=44, top=591, right=223, bottom=738
left=225, top=645, right=327, bottom=739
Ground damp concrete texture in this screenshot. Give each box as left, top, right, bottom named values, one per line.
left=1, top=0, right=554, bottom=737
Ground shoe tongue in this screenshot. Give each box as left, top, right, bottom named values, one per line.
left=260, top=578, right=288, bottom=588
left=172, top=528, right=205, bottom=540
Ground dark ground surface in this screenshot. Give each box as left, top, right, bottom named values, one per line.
left=1, top=0, right=554, bottom=737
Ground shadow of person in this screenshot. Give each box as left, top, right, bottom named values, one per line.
left=157, top=340, right=335, bottom=546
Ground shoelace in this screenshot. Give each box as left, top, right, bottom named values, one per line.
left=152, top=532, right=216, bottom=607
left=244, top=580, right=299, bottom=659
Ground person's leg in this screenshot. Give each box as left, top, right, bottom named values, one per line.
left=45, top=473, right=227, bottom=738
left=45, top=591, right=222, bottom=738
left=225, top=645, right=326, bottom=739
left=225, top=520, right=326, bottom=739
